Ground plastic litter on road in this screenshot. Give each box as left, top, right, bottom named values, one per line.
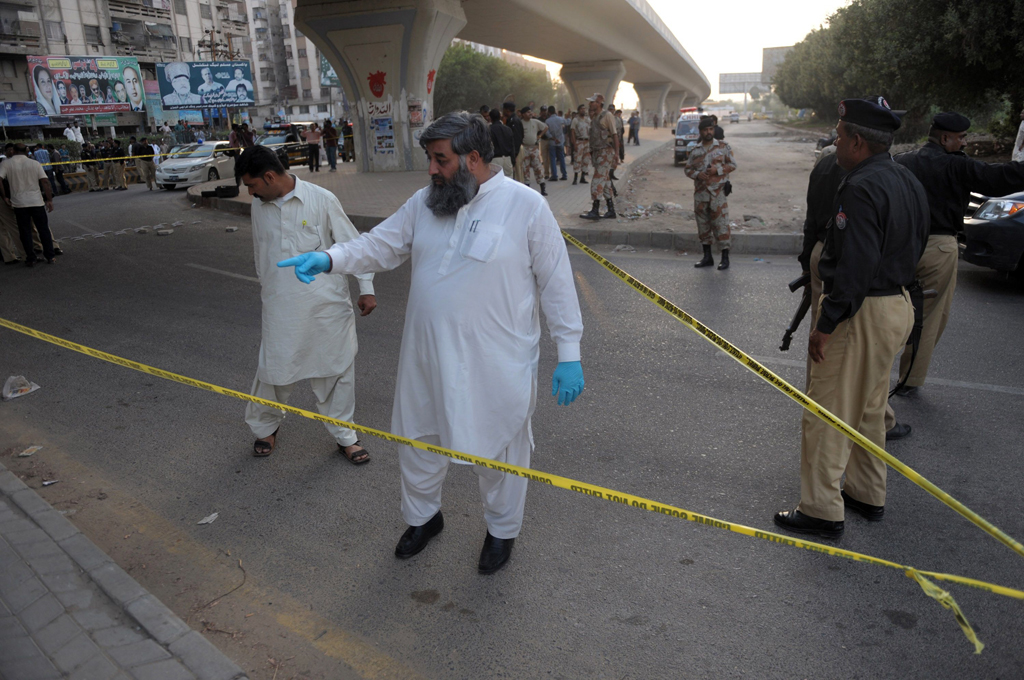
left=197, top=512, right=219, bottom=525
left=3, top=375, right=41, bottom=401
left=18, top=445, right=43, bottom=457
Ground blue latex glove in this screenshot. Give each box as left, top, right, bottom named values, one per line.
left=552, top=361, right=584, bottom=406
left=277, top=251, right=331, bottom=284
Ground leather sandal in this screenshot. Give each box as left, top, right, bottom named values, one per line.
left=252, top=427, right=278, bottom=457
left=339, top=440, right=370, bottom=465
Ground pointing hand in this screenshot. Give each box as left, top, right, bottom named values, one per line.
left=552, top=361, right=585, bottom=406
left=277, top=251, right=330, bottom=283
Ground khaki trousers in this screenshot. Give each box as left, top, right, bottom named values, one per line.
left=513, top=147, right=525, bottom=183
left=494, top=156, right=513, bottom=177
left=898, top=234, right=958, bottom=386
left=798, top=293, right=913, bottom=521
left=137, top=159, right=157, bottom=189
left=540, top=137, right=551, bottom=177
left=399, top=423, right=532, bottom=539
left=113, top=163, right=126, bottom=188
left=85, top=166, right=100, bottom=190
left=805, top=240, right=824, bottom=391
left=244, top=364, right=358, bottom=447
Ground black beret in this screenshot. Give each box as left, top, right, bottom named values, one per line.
left=838, top=97, right=901, bottom=133
left=698, top=116, right=716, bottom=130
left=933, top=112, right=970, bottom=133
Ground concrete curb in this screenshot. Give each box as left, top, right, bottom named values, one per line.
left=0, top=463, right=249, bottom=680
left=187, top=157, right=804, bottom=254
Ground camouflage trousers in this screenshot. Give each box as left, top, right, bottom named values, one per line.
left=694, top=190, right=731, bottom=250
left=522, top=145, right=545, bottom=185
left=590, top=146, right=616, bottom=201
left=573, top=140, right=591, bottom=173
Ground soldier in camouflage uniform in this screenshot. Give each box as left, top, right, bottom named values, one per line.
left=519, top=107, right=548, bottom=196
left=684, top=116, right=737, bottom=269
left=570, top=104, right=591, bottom=185
left=580, top=94, right=619, bottom=220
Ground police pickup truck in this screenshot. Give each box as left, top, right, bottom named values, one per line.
left=674, top=107, right=701, bottom=166
left=255, top=120, right=314, bottom=168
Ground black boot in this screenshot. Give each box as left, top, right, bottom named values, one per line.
left=601, top=198, right=616, bottom=219
left=540, top=183, right=548, bottom=197
left=717, top=248, right=730, bottom=270
left=610, top=169, right=619, bottom=180
left=572, top=172, right=579, bottom=185
left=694, top=244, right=714, bottom=268
left=580, top=200, right=601, bottom=220
left=579, top=172, right=588, bottom=184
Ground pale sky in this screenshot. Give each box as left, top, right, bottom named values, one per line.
left=526, top=0, right=849, bottom=109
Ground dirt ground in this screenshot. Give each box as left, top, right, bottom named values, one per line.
left=618, top=119, right=820, bottom=236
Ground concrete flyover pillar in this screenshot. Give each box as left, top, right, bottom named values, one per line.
left=633, top=82, right=671, bottom=128
left=294, top=0, right=466, bottom=172
left=664, top=89, right=688, bottom=122
left=559, top=60, right=627, bottom=110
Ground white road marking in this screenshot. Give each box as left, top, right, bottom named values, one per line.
left=747, top=355, right=1024, bottom=397
left=185, top=263, right=259, bottom=283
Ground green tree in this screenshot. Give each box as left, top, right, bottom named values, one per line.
left=433, top=43, right=559, bottom=116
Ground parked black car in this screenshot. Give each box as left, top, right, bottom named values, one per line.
left=962, top=191, right=1024, bottom=273
left=255, top=121, right=313, bottom=169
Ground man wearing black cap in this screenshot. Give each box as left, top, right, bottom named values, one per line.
left=775, top=96, right=929, bottom=539
left=684, top=116, right=736, bottom=269
left=891, top=112, right=1024, bottom=396
left=501, top=102, right=524, bottom=183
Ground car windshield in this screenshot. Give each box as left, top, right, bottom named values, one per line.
left=174, top=143, right=219, bottom=159
left=676, top=121, right=697, bottom=136
left=257, top=133, right=289, bottom=145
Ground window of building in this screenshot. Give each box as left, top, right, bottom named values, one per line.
left=45, top=21, right=63, bottom=41
left=83, top=25, right=101, bottom=44
left=281, top=25, right=290, bottom=38
left=294, top=28, right=303, bottom=38
left=200, top=3, right=211, bottom=19
left=0, top=60, right=16, bottom=79
left=259, top=67, right=272, bottom=80
left=297, top=48, right=306, bottom=58
left=174, top=0, right=186, bottom=15
left=299, top=68, right=308, bottom=77
left=302, top=89, right=311, bottom=99
left=317, top=104, right=327, bottom=113
left=284, top=46, right=292, bottom=58
left=299, top=105, right=309, bottom=114
left=319, top=87, right=330, bottom=98
left=179, top=36, right=191, bottom=52
left=258, top=52, right=269, bottom=62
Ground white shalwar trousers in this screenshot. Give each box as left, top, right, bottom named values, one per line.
left=244, top=364, right=358, bottom=447
left=400, top=424, right=532, bottom=540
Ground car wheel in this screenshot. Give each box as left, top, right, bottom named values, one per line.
left=208, top=169, right=219, bottom=181
left=163, top=184, right=176, bottom=190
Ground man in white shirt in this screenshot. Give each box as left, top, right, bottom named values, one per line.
left=0, top=143, right=56, bottom=267
left=1014, top=106, right=1024, bottom=163
left=278, top=112, right=586, bottom=574
left=234, top=146, right=377, bottom=464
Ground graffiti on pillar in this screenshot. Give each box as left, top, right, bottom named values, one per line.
left=408, top=98, right=424, bottom=128
left=372, top=116, right=395, bottom=154
left=427, top=69, right=436, bottom=95
left=368, top=71, right=387, bottom=98
left=367, top=100, right=392, bottom=117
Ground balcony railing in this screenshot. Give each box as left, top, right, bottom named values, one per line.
left=0, top=32, right=42, bottom=50
left=108, top=0, right=171, bottom=20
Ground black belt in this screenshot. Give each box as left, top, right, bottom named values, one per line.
left=866, top=286, right=904, bottom=297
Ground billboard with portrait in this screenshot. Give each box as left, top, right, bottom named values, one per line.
left=27, top=55, right=145, bottom=116
left=155, top=61, right=254, bottom=110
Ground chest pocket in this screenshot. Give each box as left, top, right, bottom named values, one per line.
left=293, top=222, right=324, bottom=252
left=459, top=219, right=503, bottom=263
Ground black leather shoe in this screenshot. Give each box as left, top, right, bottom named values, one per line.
left=894, top=385, right=918, bottom=397
left=842, top=490, right=884, bottom=521
left=886, top=422, right=912, bottom=441
left=478, top=532, right=514, bottom=574
left=395, top=512, right=444, bottom=559
left=773, top=508, right=844, bottom=539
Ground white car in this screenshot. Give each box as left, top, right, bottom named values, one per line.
left=155, top=141, right=235, bottom=190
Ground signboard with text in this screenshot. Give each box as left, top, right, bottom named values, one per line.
left=2, top=101, right=51, bottom=127
left=155, top=61, right=254, bottom=110
left=319, top=53, right=340, bottom=88
left=27, top=55, right=145, bottom=115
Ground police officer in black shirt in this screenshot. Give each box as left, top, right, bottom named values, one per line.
left=775, top=96, right=929, bottom=539
left=501, top=102, right=525, bottom=182
left=891, top=112, right=1024, bottom=396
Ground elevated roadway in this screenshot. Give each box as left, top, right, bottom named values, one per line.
left=294, top=0, right=709, bottom=172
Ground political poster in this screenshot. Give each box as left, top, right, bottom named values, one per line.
left=319, top=53, right=340, bottom=88
left=155, top=61, right=254, bottom=110
left=27, top=55, right=145, bottom=116
left=2, top=102, right=51, bottom=127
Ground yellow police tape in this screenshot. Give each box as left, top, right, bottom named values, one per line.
left=0, top=315, right=1020, bottom=654
left=560, top=231, right=1024, bottom=564
left=40, top=143, right=289, bottom=168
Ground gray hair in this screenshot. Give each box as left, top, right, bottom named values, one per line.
left=843, top=121, right=893, bottom=151
left=419, top=111, right=494, bottom=163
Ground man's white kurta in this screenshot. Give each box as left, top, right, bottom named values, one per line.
left=252, top=175, right=374, bottom=385
left=326, top=169, right=583, bottom=462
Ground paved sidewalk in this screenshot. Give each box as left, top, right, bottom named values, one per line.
left=0, top=462, right=247, bottom=680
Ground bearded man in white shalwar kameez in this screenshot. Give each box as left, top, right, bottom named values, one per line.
left=235, top=145, right=376, bottom=464
left=279, top=112, right=586, bottom=574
